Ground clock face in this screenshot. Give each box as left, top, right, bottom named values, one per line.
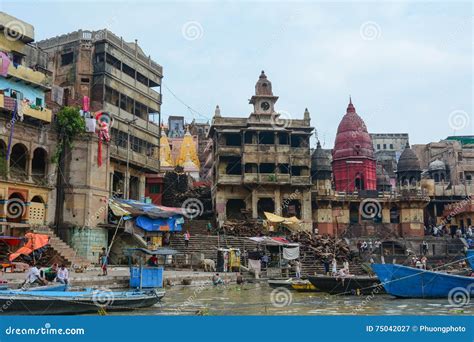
left=260, top=101, right=270, bottom=111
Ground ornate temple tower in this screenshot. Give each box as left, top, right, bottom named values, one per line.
left=332, top=99, right=376, bottom=192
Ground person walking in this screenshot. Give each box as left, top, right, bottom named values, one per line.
left=99, top=247, right=108, bottom=276
left=184, top=230, right=190, bottom=248
left=294, top=259, right=301, bottom=279
left=331, top=258, right=337, bottom=276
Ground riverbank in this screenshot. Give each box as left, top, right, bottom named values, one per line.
left=0, top=266, right=242, bottom=289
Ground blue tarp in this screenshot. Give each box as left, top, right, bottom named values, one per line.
left=135, top=215, right=184, bottom=232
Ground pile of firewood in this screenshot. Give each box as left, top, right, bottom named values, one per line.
left=289, top=231, right=352, bottom=261
left=222, top=219, right=265, bottom=237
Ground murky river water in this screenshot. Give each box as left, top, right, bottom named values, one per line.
left=119, top=283, right=474, bottom=316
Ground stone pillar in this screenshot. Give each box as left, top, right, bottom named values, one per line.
left=274, top=188, right=281, bottom=215
left=301, top=189, right=313, bottom=231
left=27, top=154, right=33, bottom=182
left=139, top=174, right=146, bottom=200
left=382, top=203, right=390, bottom=224
left=252, top=188, right=258, bottom=219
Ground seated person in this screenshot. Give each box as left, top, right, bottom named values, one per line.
left=212, top=273, right=224, bottom=285
left=55, top=264, right=69, bottom=285
left=147, top=255, right=158, bottom=267
left=24, top=263, right=46, bottom=287
left=42, top=263, right=59, bottom=282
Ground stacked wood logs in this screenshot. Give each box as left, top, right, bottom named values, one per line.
left=222, top=220, right=265, bottom=237
left=289, top=231, right=352, bottom=261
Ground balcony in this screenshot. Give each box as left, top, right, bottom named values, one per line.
left=217, top=145, right=241, bottom=155
left=6, top=64, right=50, bottom=89
left=0, top=95, right=52, bottom=123
left=243, top=173, right=258, bottom=183
left=109, top=145, right=159, bottom=172
left=291, top=176, right=311, bottom=185
left=217, top=174, right=242, bottom=184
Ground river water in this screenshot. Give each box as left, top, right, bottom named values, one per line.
left=123, top=283, right=474, bottom=316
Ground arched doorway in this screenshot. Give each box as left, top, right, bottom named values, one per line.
left=6, top=192, right=26, bottom=223
left=29, top=195, right=46, bottom=225
left=10, top=143, right=28, bottom=179
left=349, top=203, right=359, bottom=224
left=257, top=198, right=274, bottom=219
left=390, top=205, right=400, bottom=224
left=32, top=148, right=47, bottom=180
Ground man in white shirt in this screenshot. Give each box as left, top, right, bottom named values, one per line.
left=25, top=263, right=45, bottom=286
left=56, top=264, right=69, bottom=285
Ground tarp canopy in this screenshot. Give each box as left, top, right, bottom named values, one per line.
left=9, top=233, right=49, bottom=262
left=247, top=236, right=299, bottom=247
left=264, top=212, right=302, bottom=231
left=135, top=215, right=184, bottom=232
left=109, top=199, right=190, bottom=219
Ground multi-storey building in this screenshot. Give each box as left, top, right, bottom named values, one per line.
left=0, top=12, right=55, bottom=234
left=209, top=71, right=314, bottom=229
left=370, top=133, right=409, bottom=185
left=38, top=29, right=163, bottom=200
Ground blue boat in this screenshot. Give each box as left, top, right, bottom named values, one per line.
left=467, top=249, right=474, bottom=270
left=372, top=263, right=474, bottom=298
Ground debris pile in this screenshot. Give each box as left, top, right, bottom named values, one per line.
left=289, top=231, right=352, bottom=261
left=222, top=219, right=265, bottom=237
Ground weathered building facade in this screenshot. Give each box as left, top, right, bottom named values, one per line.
left=209, top=71, right=314, bottom=230
left=37, top=29, right=163, bottom=260
left=0, top=13, right=55, bottom=234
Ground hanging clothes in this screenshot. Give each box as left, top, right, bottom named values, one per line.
left=282, top=246, right=300, bottom=260
left=0, top=51, right=10, bottom=77
left=17, top=100, right=25, bottom=121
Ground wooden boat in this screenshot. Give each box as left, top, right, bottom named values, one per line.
left=291, top=280, right=318, bottom=292
left=372, top=263, right=474, bottom=298
left=268, top=278, right=294, bottom=289
left=467, top=250, right=474, bottom=270
left=0, top=288, right=165, bottom=315
left=0, top=283, right=67, bottom=292
left=307, top=274, right=383, bottom=295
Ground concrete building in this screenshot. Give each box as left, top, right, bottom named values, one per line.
left=0, top=12, right=55, bottom=234
left=37, top=29, right=163, bottom=261
left=38, top=29, right=162, bottom=201
left=209, top=71, right=314, bottom=230
left=370, top=133, right=409, bottom=185
left=188, top=119, right=211, bottom=181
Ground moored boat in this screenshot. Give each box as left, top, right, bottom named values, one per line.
left=268, top=278, right=294, bottom=289
left=467, top=249, right=474, bottom=270
left=291, top=280, right=318, bottom=292
left=372, top=263, right=474, bottom=298
left=307, top=274, right=383, bottom=295
left=0, top=288, right=165, bottom=315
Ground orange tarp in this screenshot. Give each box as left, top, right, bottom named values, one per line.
left=9, top=233, right=50, bottom=262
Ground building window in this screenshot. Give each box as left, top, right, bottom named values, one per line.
left=81, top=77, right=90, bottom=83
left=35, top=98, right=42, bottom=107
left=11, top=53, right=23, bottom=66
left=377, top=144, right=380, bottom=150
left=383, top=144, right=387, bottom=149
left=61, top=52, right=74, bottom=66
left=390, top=144, right=394, bottom=149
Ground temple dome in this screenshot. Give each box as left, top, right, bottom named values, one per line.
left=311, top=141, right=332, bottom=173
left=428, top=159, right=445, bottom=171
left=397, top=143, right=421, bottom=172
left=255, top=70, right=273, bottom=96
left=332, top=99, right=374, bottom=161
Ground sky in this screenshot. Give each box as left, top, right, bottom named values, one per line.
left=1, top=0, right=472, bottom=147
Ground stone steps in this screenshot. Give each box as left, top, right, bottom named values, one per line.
left=32, top=227, right=91, bottom=267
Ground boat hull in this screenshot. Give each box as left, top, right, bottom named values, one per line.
left=0, top=289, right=165, bottom=315
left=467, top=250, right=474, bottom=270
left=268, top=279, right=293, bottom=290
left=307, top=275, right=383, bottom=295
left=372, top=263, right=474, bottom=298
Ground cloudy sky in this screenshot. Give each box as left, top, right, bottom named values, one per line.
left=2, top=1, right=472, bottom=147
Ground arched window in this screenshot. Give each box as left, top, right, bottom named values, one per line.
left=10, top=143, right=28, bottom=178
left=32, top=148, right=47, bottom=179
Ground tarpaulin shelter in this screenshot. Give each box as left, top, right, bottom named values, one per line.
left=0, top=236, right=23, bottom=247
left=9, top=233, right=49, bottom=262
left=263, top=212, right=302, bottom=231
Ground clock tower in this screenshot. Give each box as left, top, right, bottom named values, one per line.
left=249, top=71, right=279, bottom=118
